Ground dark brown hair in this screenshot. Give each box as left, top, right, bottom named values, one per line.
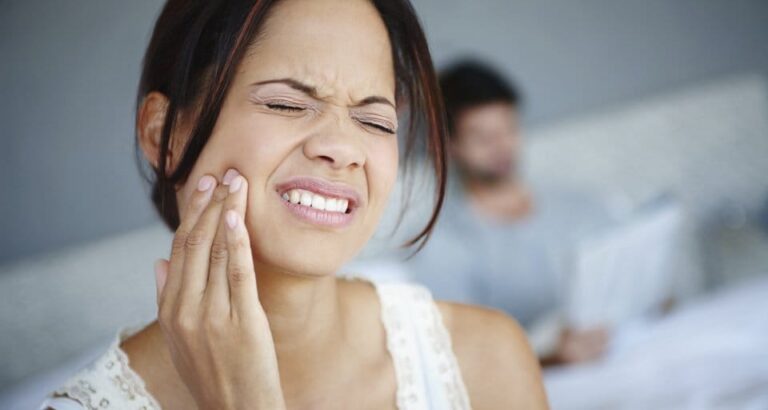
left=134, top=0, right=447, bottom=252
left=439, top=59, right=521, bottom=137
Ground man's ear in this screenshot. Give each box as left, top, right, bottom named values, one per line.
left=137, top=91, right=176, bottom=174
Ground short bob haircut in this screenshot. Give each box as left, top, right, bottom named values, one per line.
left=133, top=0, right=448, bottom=252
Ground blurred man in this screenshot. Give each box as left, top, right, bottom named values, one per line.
left=405, top=60, right=613, bottom=365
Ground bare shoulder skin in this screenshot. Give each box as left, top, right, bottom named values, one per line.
left=437, top=301, right=550, bottom=409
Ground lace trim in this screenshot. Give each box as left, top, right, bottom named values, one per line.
left=339, top=272, right=472, bottom=409
left=377, top=283, right=430, bottom=410
left=340, top=272, right=419, bottom=409
left=49, top=323, right=162, bottom=410
left=48, top=274, right=470, bottom=410
left=423, top=289, right=473, bottom=409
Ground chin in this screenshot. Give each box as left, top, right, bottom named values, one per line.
left=247, top=221, right=368, bottom=278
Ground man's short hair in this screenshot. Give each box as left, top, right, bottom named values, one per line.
left=439, top=59, right=521, bottom=136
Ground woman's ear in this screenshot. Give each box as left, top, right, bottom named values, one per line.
left=137, top=91, right=176, bottom=174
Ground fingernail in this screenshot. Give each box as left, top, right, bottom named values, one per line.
left=222, top=168, right=239, bottom=185
left=225, top=210, right=238, bottom=229
left=197, top=175, right=215, bottom=191
left=229, top=175, right=243, bottom=193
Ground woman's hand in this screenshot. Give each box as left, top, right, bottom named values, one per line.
left=154, top=168, right=286, bottom=410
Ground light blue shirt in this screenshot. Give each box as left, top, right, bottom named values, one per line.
left=404, top=176, right=611, bottom=328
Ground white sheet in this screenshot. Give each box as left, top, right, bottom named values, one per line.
left=565, top=199, right=684, bottom=329
left=545, top=274, right=768, bottom=410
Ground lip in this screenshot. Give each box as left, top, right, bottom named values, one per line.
left=274, top=176, right=363, bottom=228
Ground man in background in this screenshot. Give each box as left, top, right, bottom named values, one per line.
left=406, top=60, right=613, bottom=365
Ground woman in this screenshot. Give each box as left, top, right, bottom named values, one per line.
left=41, top=0, right=548, bottom=408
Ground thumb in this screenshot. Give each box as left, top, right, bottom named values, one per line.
left=154, top=258, right=169, bottom=303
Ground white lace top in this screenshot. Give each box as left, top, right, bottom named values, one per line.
left=40, top=275, right=472, bottom=409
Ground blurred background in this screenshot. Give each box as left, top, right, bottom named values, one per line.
left=1, top=0, right=767, bottom=408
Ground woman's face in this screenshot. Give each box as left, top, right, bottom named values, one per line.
left=175, top=0, right=399, bottom=276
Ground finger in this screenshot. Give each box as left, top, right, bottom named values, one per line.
left=177, top=183, right=230, bottom=306
left=595, top=328, right=610, bottom=342
left=583, top=342, right=607, bottom=361
left=224, top=185, right=259, bottom=319
left=583, top=328, right=609, bottom=346
left=579, top=333, right=608, bottom=360
left=154, top=258, right=169, bottom=305
left=161, top=175, right=216, bottom=309
left=205, top=170, right=245, bottom=311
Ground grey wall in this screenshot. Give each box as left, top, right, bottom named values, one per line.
left=1, top=0, right=164, bottom=263
left=2, top=0, right=768, bottom=264
left=415, top=0, right=768, bottom=124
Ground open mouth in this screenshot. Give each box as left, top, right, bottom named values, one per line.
left=280, top=189, right=352, bottom=214
left=274, top=176, right=361, bottom=227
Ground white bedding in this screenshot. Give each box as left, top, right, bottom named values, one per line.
left=544, top=274, right=768, bottom=410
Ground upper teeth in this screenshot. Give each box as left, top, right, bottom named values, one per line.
left=281, top=189, right=349, bottom=213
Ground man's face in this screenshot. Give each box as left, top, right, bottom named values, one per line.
left=450, top=102, right=520, bottom=184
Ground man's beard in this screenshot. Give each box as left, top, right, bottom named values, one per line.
left=458, top=160, right=516, bottom=186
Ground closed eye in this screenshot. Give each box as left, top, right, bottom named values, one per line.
left=266, top=103, right=305, bottom=112
left=361, top=121, right=395, bottom=134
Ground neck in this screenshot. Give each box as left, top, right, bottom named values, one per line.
left=254, top=263, right=345, bottom=374
left=145, top=266, right=346, bottom=358
left=256, top=265, right=343, bottom=349
left=134, top=264, right=349, bottom=407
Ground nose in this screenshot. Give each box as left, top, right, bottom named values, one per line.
left=302, top=111, right=366, bottom=170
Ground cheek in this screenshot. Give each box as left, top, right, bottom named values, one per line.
left=355, top=139, right=398, bottom=240
left=213, top=112, right=298, bottom=184
left=201, top=114, right=300, bottom=226
left=368, top=138, right=399, bottom=203
left=463, top=141, right=487, bottom=163
left=509, top=135, right=521, bottom=152
left=228, top=134, right=293, bottom=223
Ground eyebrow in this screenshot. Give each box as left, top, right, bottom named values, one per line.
left=250, top=78, right=396, bottom=109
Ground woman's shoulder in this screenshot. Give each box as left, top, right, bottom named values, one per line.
left=338, top=274, right=550, bottom=407
left=435, top=300, right=550, bottom=409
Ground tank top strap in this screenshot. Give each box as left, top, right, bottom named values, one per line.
left=370, top=278, right=472, bottom=409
